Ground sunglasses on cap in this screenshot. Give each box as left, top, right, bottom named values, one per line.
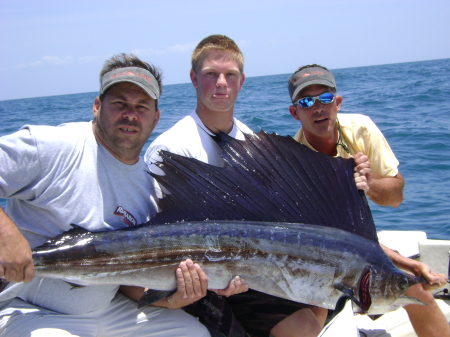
left=293, top=92, right=335, bottom=108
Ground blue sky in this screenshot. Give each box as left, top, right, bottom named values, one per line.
left=1, top=0, right=449, bottom=101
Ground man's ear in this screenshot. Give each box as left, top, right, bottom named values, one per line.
left=154, top=109, right=161, bottom=126
left=239, top=73, right=246, bottom=90
left=335, top=95, right=343, bottom=111
left=190, top=69, right=198, bottom=88
left=289, top=105, right=300, bottom=121
left=93, top=97, right=101, bottom=117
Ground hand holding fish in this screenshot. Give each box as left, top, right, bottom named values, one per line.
left=352, top=152, right=404, bottom=207
left=211, top=275, right=249, bottom=297
left=0, top=207, right=34, bottom=283
left=381, top=244, right=447, bottom=291
left=354, top=171, right=369, bottom=193
left=166, top=259, right=208, bottom=309
left=413, top=261, right=448, bottom=291
left=351, top=152, right=371, bottom=193
left=353, top=152, right=373, bottom=183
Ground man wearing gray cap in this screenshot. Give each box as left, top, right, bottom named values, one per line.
left=0, top=53, right=210, bottom=337
left=287, top=64, right=450, bottom=337
left=288, top=64, right=404, bottom=204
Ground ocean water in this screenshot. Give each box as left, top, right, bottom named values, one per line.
left=1, top=59, right=449, bottom=240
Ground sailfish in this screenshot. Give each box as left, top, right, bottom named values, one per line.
left=141, top=130, right=425, bottom=314
left=25, top=131, right=425, bottom=316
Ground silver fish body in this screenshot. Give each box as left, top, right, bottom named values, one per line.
left=32, top=221, right=424, bottom=315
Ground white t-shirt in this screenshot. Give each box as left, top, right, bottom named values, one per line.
left=145, top=111, right=253, bottom=173
left=0, top=121, right=159, bottom=314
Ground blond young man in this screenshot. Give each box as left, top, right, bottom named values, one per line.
left=146, top=35, right=328, bottom=337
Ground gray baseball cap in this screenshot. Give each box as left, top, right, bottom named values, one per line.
left=100, top=67, right=160, bottom=99
left=288, top=66, right=336, bottom=103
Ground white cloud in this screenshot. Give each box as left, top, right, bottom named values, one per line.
left=14, top=60, right=41, bottom=69
left=167, top=43, right=197, bottom=53
left=8, top=54, right=100, bottom=70
left=130, top=48, right=166, bottom=57
left=77, top=55, right=102, bottom=63
left=12, top=56, right=66, bottom=68
left=42, top=55, right=74, bottom=65
left=132, top=42, right=197, bottom=57
left=236, top=40, right=251, bottom=48
left=5, top=42, right=196, bottom=71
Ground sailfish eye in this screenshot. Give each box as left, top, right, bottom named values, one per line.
left=399, top=275, right=409, bottom=290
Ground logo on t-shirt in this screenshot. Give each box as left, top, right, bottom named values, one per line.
left=114, top=206, right=138, bottom=227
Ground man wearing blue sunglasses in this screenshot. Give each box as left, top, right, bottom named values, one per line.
left=288, top=64, right=404, bottom=204
left=288, top=65, right=450, bottom=337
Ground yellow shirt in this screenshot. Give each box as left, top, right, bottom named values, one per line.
left=293, top=113, right=399, bottom=178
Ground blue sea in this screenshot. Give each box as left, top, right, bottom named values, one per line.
left=1, top=59, right=449, bottom=240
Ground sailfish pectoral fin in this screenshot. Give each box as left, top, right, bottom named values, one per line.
left=332, top=296, right=351, bottom=319
left=366, top=294, right=427, bottom=315
left=138, top=289, right=176, bottom=308
left=334, top=283, right=367, bottom=313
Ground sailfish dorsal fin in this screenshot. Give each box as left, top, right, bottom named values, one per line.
left=148, top=130, right=378, bottom=242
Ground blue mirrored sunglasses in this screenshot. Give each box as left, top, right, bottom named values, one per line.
left=294, top=92, right=335, bottom=108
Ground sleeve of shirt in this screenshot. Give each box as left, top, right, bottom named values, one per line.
left=144, top=136, right=172, bottom=176
left=360, top=117, right=399, bottom=178
left=0, top=127, right=42, bottom=199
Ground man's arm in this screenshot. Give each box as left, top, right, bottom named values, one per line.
left=366, top=173, right=404, bottom=207
left=0, top=206, right=34, bottom=283
left=381, top=244, right=447, bottom=291
left=353, top=152, right=404, bottom=207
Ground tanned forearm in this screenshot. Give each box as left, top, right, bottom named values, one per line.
left=380, top=244, right=418, bottom=272
left=367, top=173, right=404, bottom=207
left=0, top=206, right=34, bottom=282
left=380, top=244, right=448, bottom=290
